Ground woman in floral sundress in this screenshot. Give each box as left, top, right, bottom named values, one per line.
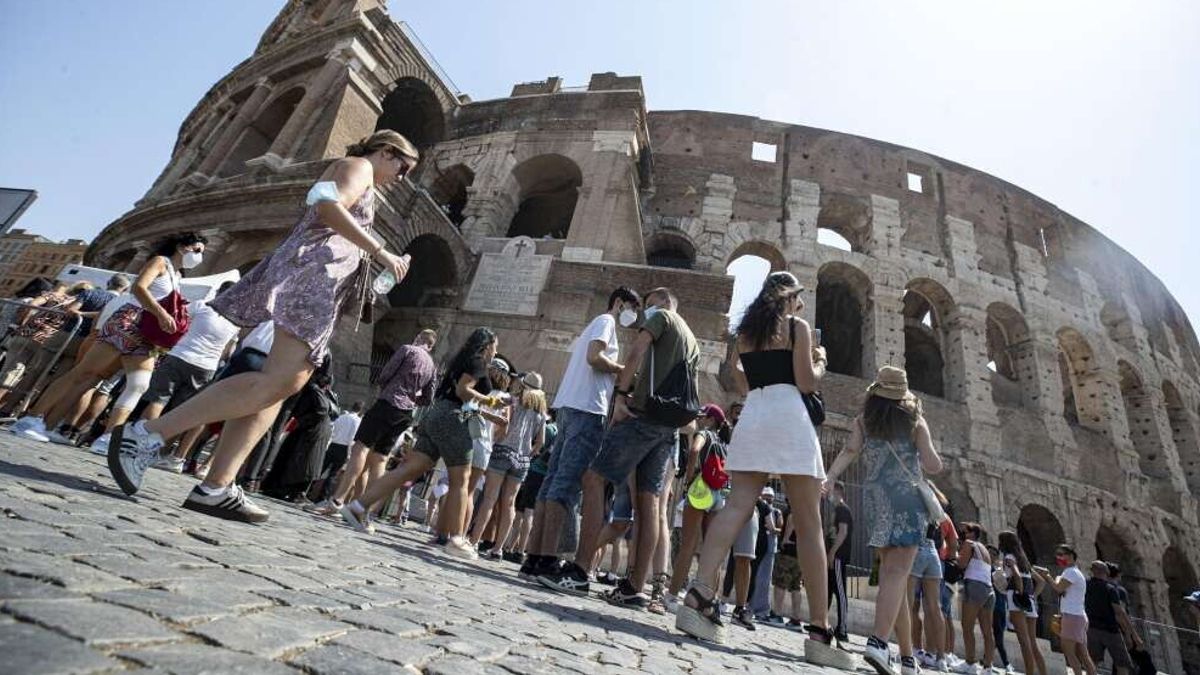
left=107, top=130, right=419, bottom=523
left=823, top=366, right=944, bottom=675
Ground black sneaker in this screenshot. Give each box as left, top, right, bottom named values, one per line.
left=478, top=540, right=495, bottom=553
left=537, top=561, right=590, bottom=595
left=181, top=484, right=269, bottom=523
left=733, top=605, right=757, bottom=631
left=502, top=550, right=525, bottom=564
left=595, top=571, right=619, bottom=586
left=604, top=579, right=649, bottom=610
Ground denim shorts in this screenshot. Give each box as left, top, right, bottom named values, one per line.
left=537, top=407, right=606, bottom=509
left=488, top=444, right=530, bottom=482
left=910, top=539, right=943, bottom=579
left=609, top=482, right=634, bottom=522
left=915, top=578, right=953, bottom=616
left=590, top=416, right=678, bottom=496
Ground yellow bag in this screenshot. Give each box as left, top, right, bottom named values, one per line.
left=687, top=475, right=714, bottom=511
left=1050, top=613, right=1062, bottom=637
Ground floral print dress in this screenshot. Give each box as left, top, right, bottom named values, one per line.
left=210, top=186, right=375, bottom=367
left=861, top=430, right=927, bottom=548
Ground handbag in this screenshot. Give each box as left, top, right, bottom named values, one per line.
left=787, top=320, right=825, bottom=425
left=643, top=345, right=702, bottom=428
left=943, top=559, right=964, bottom=584
left=137, top=263, right=189, bottom=349
left=1049, top=613, right=1062, bottom=637
left=884, top=436, right=947, bottom=525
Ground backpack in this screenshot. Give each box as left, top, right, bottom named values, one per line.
left=643, top=342, right=701, bottom=428
left=699, top=431, right=729, bottom=490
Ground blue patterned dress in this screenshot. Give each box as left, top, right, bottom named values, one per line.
left=861, top=431, right=928, bottom=548
left=210, top=187, right=375, bottom=367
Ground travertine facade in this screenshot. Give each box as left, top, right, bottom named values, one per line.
left=86, top=1, right=1199, bottom=669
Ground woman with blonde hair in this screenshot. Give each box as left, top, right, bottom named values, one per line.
left=106, top=130, right=419, bottom=523
left=823, top=366, right=944, bottom=675
left=470, top=371, right=547, bottom=556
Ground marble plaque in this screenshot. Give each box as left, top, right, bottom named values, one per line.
left=463, top=236, right=552, bottom=316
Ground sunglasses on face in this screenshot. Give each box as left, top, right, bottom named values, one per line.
left=386, top=150, right=416, bottom=177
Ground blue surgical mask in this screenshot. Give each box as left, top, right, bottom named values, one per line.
left=643, top=306, right=662, bottom=321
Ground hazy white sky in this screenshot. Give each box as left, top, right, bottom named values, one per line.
left=1, top=0, right=1196, bottom=326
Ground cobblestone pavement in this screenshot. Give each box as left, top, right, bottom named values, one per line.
left=0, top=433, right=875, bottom=674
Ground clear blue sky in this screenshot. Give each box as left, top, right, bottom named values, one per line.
left=2, top=0, right=1197, bottom=327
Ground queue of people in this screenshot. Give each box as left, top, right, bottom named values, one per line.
left=3, top=128, right=1172, bottom=675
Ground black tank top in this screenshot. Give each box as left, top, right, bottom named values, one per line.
left=739, top=318, right=797, bottom=390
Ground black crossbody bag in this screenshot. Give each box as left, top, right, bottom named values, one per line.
left=789, top=318, right=825, bottom=426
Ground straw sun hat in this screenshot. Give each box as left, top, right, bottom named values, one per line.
left=866, top=365, right=915, bottom=401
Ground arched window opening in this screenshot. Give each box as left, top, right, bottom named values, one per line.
left=645, top=233, right=695, bottom=270
left=728, top=241, right=787, bottom=273
left=1057, top=350, right=1079, bottom=425
left=1056, top=328, right=1099, bottom=426
left=726, top=254, right=772, bottom=330
left=1163, top=547, right=1200, bottom=674
left=939, top=482, right=979, bottom=524
left=376, top=77, right=446, bottom=152
left=903, top=280, right=956, bottom=399
left=107, top=248, right=138, bottom=273
left=216, top=87, right=305, bottom=178
left=1119, top=360, right=1167, bottom=479
left=428, top=164, right=474, bottom=227
left=1100, top=301, right=1138, bottom=353
left=987, top=302, right=1032, bottom=408
left=816, top=192, right=870, bottom=252
left=816, top=262, right=872, bottom=377
left=1016, top=504, right=1066, bottom=567
left=387, top=234, right=457, bottom=309
left=1163, top=381, right=1200, bottom=494
left=505, top=155, right=583, bottom=240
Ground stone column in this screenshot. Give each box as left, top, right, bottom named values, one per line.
left=869, top=284, right=905, bottom=375
left=192, top=79, right=274, bottom=179
left=261, top=53, right=349, bottom=163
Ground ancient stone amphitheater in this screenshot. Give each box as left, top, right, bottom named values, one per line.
left=87, top=1, right=1199, bottom=669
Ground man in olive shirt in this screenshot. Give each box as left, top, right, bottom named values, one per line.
left=540, top=287, right=699, bottom=608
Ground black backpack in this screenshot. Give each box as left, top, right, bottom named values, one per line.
left=644, top=346, right=701, bottom=428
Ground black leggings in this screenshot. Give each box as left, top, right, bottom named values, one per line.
left=993, top=594, right=1010, bottom=667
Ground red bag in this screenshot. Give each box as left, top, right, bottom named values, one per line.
left=137, top=289, right=190, bottom=348
left=700, top=432, right=729, bottom=489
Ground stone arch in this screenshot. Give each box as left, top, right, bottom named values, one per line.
left=816, top=192, right=871, bottom=253
left=1017, top=504, right=1067, bottom=566
left=728, top=240, right=786, bottom=272
left=1163, top=546, right=1200, bottom=674
left=938, top=481, right=980, bottom=525
left=816, top=261, right=873, bottom=377
left=387, top=234, right=457, bottom=309
left=427, top=163, right=474, bottom=228
left=903, top=278, right=959, bottom=400
left=1119, top=360, right=1168, bottom=479
left=1095, top=523, right=1149, bottom=617
left=986, top=302, right=1034, bottom=408
left=1163, top=381, right=1200, bottom=494
left=216, top=86, right=305, bottom=177
left=1100, top=300, right=1139, bottom=353
left=1056, top=328, right=1101, bottom=427
left=376, top=77, right=446, bottom=152
left=505, top=154, right=583, bottom=240
left=644, top=231, right=696, bottom=270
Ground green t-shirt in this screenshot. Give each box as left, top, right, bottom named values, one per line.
left=631, top=309, right=700, bottom=412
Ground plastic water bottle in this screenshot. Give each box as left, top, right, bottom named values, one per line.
left=371, top=253, right=410, bottom=295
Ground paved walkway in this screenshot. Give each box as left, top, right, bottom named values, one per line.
left=0, top=433, right=872, bottom=674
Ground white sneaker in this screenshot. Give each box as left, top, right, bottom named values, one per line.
left=9, top=416, right=37, bottom=434
left=304, top=499, right=341, bottom=516
left=152, top=456, right=185, bottom=473
left=90, top=433, right=111, bottom=455
left=338, top=502, right=370, bottom=532
left=918, top=651, right=938, bottom=669
left=106, top=423, right=164, bottom=496
left=16, top=417, right=50, bottom=442
left=864, top=639, right=896, bottom=675
left=444, top=536, right=479, bottom=560
left=46, top=429, right=75, bottom=446
left=934, top=658, right=951, bottom=673
left=181, top=484, right=269, bottom=523
left=663, top=592, right=681, bottom=615
left=901, top=656, right=921, bottom=675
left=193, top=464, right=209, bottom=481
left=952, top=662, right=980, bottom=675
left=1004, top=665, right=1015, bottom=675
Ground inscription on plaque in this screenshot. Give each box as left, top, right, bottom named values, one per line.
left=464, top=236, right=552, bottom=316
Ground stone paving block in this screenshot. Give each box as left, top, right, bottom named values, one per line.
left=0, top=572, right=84, bottom=602
left=119, top=643, right=301, bottom=675
left=330, top=630, right=444, bottom=667
left=95, top=588, right=235, bottom=624
left=4, top=598, right=180, bottom=646
left=115, top=544, right=222, bottom=568
left=289, top=643, right=409, bottom=675
left=155, top=566, right=286, bottom=591
left=0, top=551, right=134, bottom=592
left=334, top=607, right=428, bottom=636
left=167, top=583, right=276, bottom=612
left=424, top=656, right=513, bottom=675
left=429, top=624, right=513, bottom=661
left=0, top=620, right=120, bottom=674
left=189, top=607, right=351, bottom=658
left=338, top=582, right=411, bottom=606
left=0, top=532, right=98, bottom=556
left=235, top=566, right=327, bottom=590
left=253, top=587, right=370, bottom=610
left=76, top=554, right=210, bottom=585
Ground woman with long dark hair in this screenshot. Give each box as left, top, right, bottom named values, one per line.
left=823, top=366, right=945, bottom=675
left=998, top=530, right=1048, bottom=675
left=341, top=327, right=503, bottom=560
left=106, top=130, right=418, bottom=523
left=675, top=271, right=847, bottom=668
left=17, top=232, right=207, bottom=444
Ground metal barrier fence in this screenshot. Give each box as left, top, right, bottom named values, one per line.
left=1128, top=616, right=1199, bottom=675
left=0, top=298, right=83, bottom=415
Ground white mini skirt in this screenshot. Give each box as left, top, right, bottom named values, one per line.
left=725, top=384, right=825, bottom=478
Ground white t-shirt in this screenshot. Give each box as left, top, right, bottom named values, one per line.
left=1060, top=565, right=1087, bottom=616
left=330, top=412, right=361, bottom=446
left=168, top=301, right=239, bottom=371
left=552, top=313, right=618, bottom=416
left=240, top=321, right=274, bottom=354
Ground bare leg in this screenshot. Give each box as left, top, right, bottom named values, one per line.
left=44, top=342, right=121, bottom=428
left=734, top=557, right=752, bottom=605
left=171, top=425, right=206, bottom=461
left=512, top=509, right=533, bottom=553
left=909, top=577, right=924, bottom=651
left=1026, top=615, right=1048, bottom=675
left=921, top=577, right=945, bottom=658
left=201, top=402, right=281, bottom=489
left=103, top=354, right=156, bottom=431
left=669, top=506, right=706, bottom=595
left=691, top=471, right=767, bottom=595
left=781, top=474, right=831, bottom=630
left=443, top=464, right=472, bottom=538
left=353, top=452, right=435, bottom=510
left=961, top=600, right=981, bottom=664
left=468, top=472, right=505, bottom=544
left=144, top=329, right=313, bottom=442
left=653, top=470, right=674, bottom=578
left=572, top=469, right=610, bottom=572
left=492, top=477, right=522, bottom=552
left=873, top=547, right=920, bottom=650
left=140, top=402, right=166, bottom=422
left=895, top=584, right=915, bottom=658
left=329, top=442, right=371, bottom=503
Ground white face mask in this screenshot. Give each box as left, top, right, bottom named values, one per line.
left=643, top=305, right=662, bottom=321
left=619, top=308, right=638, bottom=327
left=180, top=251, right=203, bottom=270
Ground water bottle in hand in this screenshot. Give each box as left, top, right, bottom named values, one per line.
left=371, top=253, right=410, bottom=295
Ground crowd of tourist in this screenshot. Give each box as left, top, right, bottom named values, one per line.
left=1, top=129, right=1176, bottom=675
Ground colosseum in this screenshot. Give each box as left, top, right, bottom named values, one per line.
left=87, top=0, right=1199, bottom=670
